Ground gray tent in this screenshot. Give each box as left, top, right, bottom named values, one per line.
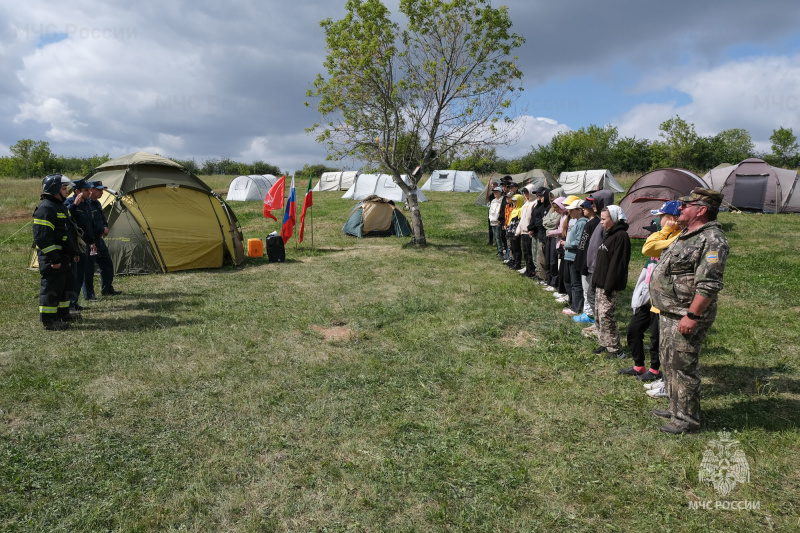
left=702, top=158, right=800, bottom=213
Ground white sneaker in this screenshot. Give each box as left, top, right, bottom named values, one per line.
left=544, top=286, right=556, bottom=292
left=646, top=383, right=666, bottom=398
left=643, top=378, right=664, bottom=390
left=553, top=292, right=567, bottom=298
left=517, top=267, right=527, bottom=274
left=555, top=295, right=569, bottom=303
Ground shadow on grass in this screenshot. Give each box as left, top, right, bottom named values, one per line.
left=705, top=397, right=800, bottom=431
left=105, top=292, right=203, bottom=309
left=702, top=364, right=800, bottom=397
left=410, top=242, right=472, bottom=252
left=77, top=314, right=199, bottom=331
left=229, top=247, right=350, bottom=270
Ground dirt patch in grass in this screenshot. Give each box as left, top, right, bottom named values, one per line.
left=0, top=210, right=30, bottom=223
left=4, top=416, right=25, bottom=432
left=87, top=375, right=143, bottom=402
left=503, top=329, right=538, bottom=347
left=311, top=324, right=352, bottom=342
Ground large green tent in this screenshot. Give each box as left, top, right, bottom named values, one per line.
left=33, top=152, right=245, bottom=275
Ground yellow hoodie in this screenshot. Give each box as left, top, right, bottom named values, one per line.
left=509, top=194, right=525, bottom=220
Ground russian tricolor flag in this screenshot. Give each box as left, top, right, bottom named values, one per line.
left=281, top=176, right=296, bottom=244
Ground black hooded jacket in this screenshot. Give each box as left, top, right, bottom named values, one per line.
left=527, top=188, right=551, bottom=240
left=592, top=220, right=631, bottom=295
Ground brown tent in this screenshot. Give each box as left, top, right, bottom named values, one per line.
left=619, top=168, right=707, bottom=238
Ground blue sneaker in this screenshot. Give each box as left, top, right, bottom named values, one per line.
left=573, top=313, right=595, bottom=323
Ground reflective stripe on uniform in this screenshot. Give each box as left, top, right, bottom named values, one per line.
left=39, top=306, right=58, bottom=314
left=58, top=301, right=70, bottom=308
left=56, top=213, right=67, bottom=218
left=34, top=218, right=55, bottom=230
left=40, top=244, right=61, bottom=254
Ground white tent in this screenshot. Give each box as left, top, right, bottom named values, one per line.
left=342, top=173, right=428, bottom=203
left=558, top=169, right=625, bottom=194
left=226, top=175, right=279, bottom=201
left=420, top=170, right=483, bottom=192
left=312, top=171, right=359, bottom=191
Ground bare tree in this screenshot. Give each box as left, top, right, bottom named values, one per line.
left=306, top=0, right=525, bottom=246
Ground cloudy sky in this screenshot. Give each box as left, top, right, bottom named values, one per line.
left=2, top=0, right=800, bottom=173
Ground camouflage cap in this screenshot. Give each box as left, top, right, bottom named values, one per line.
left=679, top=187, right=723, bottom=208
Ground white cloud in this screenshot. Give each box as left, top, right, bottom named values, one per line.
left=616, top=55, right=800, bottom=148
left=497, top=115, right=572, bottom=158
left=15, top=97, right=89, bottom=142
left=2, top=0, right=800, bottom=169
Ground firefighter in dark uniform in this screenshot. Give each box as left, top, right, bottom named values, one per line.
left=84, top=180, right=121, bottom=298
left=33, top=174, right=80, bottom=330
left=64, top=179, right=96, bottom=311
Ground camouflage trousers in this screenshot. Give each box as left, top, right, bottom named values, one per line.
left=595, top=288, right=622, bottom=352
left=659, top=311, right=716, bottom=430
left=535, top=238, right=546, bottom=279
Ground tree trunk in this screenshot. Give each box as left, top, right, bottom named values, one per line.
left=405, top=188, right=427, bottom=247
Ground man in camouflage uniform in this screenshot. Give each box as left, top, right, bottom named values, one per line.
left=649, top=188, right=729, bottom=434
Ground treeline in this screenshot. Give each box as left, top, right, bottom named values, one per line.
left=3, top=116, right=798, bottom=180
left=0, top=140, right=286, bottom=179
left=0, top=140, right=112, bottom=178
left=175, top=158, right=282, bottom=177
left=449, top=117, right=800, bottom=176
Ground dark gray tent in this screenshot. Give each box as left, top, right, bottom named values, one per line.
left=702, top=158, right=800, bottom=213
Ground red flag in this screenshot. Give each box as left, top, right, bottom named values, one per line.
left=280, top=176, right=296, bottom=244
left=263, top=175, right=286, bottom=220
left=299, top=176, right=313, bottom=243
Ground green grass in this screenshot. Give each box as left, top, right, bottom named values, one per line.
left=1, top=178, right=798, bottom=531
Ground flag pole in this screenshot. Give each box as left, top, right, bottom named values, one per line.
left=310, top=204, right=314, bottom=251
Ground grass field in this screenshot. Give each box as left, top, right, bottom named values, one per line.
left=1, top=175, right=798, bottom=531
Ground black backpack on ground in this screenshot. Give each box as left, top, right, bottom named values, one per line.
left=266, top=235, right=285, bottom=262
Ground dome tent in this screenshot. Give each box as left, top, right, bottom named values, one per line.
left=342, top=196, right=412, bottom=238
left=89, top=152, right=245, bottom=274
left=226, top=175, right=279, bottom=201
left=618, top=168, right=707, bottom=238
left=702, top=158, right=800, bottom=213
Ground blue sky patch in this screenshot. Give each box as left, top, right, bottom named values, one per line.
left=37, top=32, right=68, bottom=48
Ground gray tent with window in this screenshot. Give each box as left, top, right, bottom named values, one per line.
left=702, top=158, right=800, bottom=213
